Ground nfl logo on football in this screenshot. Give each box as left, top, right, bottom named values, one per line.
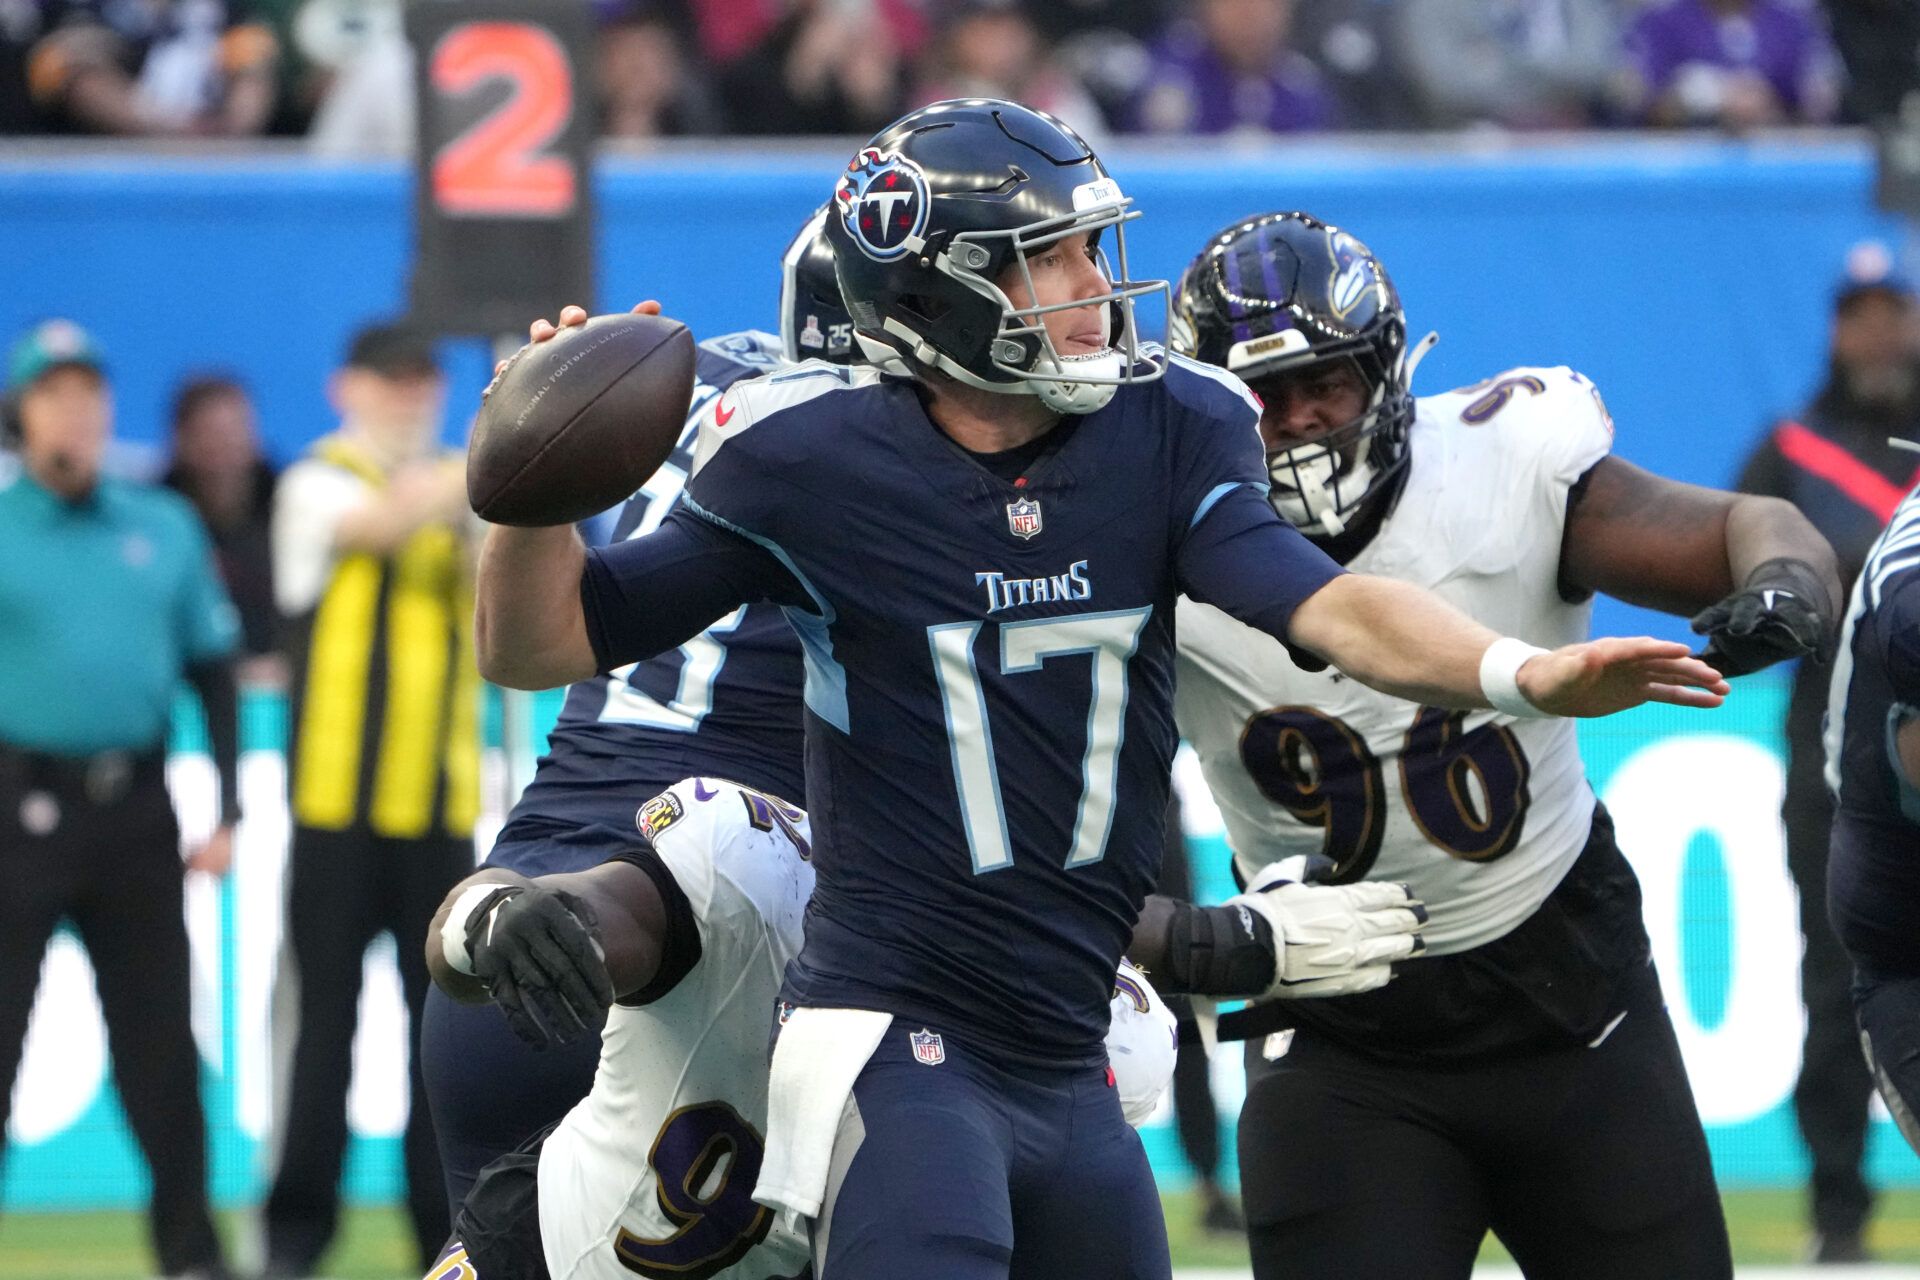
left=1006, top=497, right=1042, bottom=540
left=909, top=1027, right=946, bottom=1066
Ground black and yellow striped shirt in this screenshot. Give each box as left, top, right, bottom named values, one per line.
left=285, top=434, right=480, bottom=838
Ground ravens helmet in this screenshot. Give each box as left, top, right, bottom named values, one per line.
left=1171, top=212, right=1418, bottom=537
left=781, top=207, right=861, bottom=366
left=826, top=98, right=1166, bottom=415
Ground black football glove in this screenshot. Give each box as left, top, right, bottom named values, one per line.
left=467, top=885, right=614, bottom=1048
left=1690, top=557, right=1835, bottom=677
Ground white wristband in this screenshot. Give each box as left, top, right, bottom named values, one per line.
left=1479, top=637, right=1552, bottom=719
left=440, top=883, right=515, bottom=976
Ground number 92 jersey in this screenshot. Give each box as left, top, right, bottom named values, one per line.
left=1176, top=367, right=1616, bottom=955
left=536, top=778, right=815, bottom=1280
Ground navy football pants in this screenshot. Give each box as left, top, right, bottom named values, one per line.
left=815, top=1026, right=1169, bottom=1280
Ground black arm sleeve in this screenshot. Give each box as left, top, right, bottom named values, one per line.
left=603, top=842, right=705, bottom=1007
left=184, top=655, right=241, bottom=824
left=580, top=506, right=812, bottom=673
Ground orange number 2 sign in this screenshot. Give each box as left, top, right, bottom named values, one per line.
left=430, top=23, right=576, bottom=218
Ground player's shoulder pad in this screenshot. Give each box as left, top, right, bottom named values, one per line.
left=696, top=329, right=785, bottom=389
left=1161, top=349, right=1264, bottom=426
left=1866, top=487, right=1920, bottom=613
left=689, top=359, right=887, bottom=477
left=1421, top=364, right=1614, bottom=476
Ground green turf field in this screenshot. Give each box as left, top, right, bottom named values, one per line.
left=4, top=1189, right=1920, bottom=1278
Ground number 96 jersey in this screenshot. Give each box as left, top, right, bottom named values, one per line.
left=1175, top=367, right=1616, bottom=955
left=537, top=778, right=815, bottom=1280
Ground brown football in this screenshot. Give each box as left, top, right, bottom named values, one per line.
left=468, top=312, right=696, bottom=527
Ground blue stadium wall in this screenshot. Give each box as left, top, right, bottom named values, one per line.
left=5, top=138, right=1918, bottom=1210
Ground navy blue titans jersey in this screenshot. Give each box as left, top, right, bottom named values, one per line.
left=580, top=354, right=1344, bottom=1062
left=1826, top=481, right=1920, bottom=837
left=499, top=332, right=808, bottom=855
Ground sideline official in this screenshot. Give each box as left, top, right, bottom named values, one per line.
left=1738, top=250, right=1920, bottom=1263
left=263, top=323, right=476, bottom=1277
left=0, top=320, right=241, bottom=1280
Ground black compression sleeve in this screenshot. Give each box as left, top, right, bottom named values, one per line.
left=604, top=842, right=704, bottom=1006
left=1140, top=896, right=1277, bottom=998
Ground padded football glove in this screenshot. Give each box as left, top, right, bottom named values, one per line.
left=1690, top=556, right=1835, bottom=677
left=1229, top=856, right=1427, bottom=1000
left=465, top=884, right=614, bottom=1048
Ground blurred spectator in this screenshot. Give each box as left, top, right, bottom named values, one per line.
left=300, top=0, right=409, bottom=158
left=1123, top=0, right=1336, bottom=135
left=262, top=323, right=474, bottom=1278
left=1620, top=0, right=1841, bottom=128
left=1735, top=244, right=1920, bottom=1265
left=1027, top=0, right=1170, bottom=43
left=717, top=0, right=908, bottom=135
left=1394, top=0, right=1623, bottom=130
left=598, top=1, right=724, bottom=139
left=1826, top=0, right=1920, bottom=123
left=163, top=375, right=282, bottom=677
left=10, top=0, right=277, bottom=136
left=1292, top=0, right=1422, bottom=130
left=912, top=0, right=1109, bottom=142
left=0, top=319, right=240, bottom=1280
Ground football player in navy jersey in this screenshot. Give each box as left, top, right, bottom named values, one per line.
left=1166, top=212, right=1844, bottom=1279
left=474, top=100, right=1730, bottom=1279
left=1827, top=474, right=1920, bottom=1156
left=418, top=209, right=853, bottom=1213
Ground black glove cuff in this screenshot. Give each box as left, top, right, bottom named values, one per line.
left=1161, top=901, right=1277, bottom=998
left=1743, top=556, right=1835, bottom=622
left=461, top=885, right=525, bottom=962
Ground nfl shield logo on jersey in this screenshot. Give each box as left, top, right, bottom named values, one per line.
left=909, top=1028, right=946, bottom=1066
left=1006, top=497, right=1042, bottom=540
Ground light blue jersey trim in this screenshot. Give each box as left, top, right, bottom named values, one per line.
left=1189, top=480, right=1269, bottom=529
left=679, top=492, right=850, bottom=732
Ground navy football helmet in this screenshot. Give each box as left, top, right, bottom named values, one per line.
left=826, top=98, right=1166, bottom=414
left=781, top=207, right=861, bottom=366
left=1171, top=212, right=1421, bottom=537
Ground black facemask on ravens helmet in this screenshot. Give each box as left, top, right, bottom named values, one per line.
left=826, top=98, right=1167, bottom=415
left=1171, top=212, right=1430, bottom=537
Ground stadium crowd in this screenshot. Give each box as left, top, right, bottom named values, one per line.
left=0, top=0, right=1870, bottom=147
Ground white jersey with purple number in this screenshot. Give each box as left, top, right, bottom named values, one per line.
left=1175, top=367, right=1616, bottom=954
left=537, top=778, right=814, bottom=1280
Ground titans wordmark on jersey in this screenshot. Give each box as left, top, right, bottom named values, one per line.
left=507, top=332, right=808, bottom=846
left=652, top=352, right=1339, bottom=1063
left=1177, top=367, right=1616, bottom=955
left=537, top=778, right=814, bottom=1280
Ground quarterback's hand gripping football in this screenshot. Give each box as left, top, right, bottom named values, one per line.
left=1514, top=637, right=1730, bottom=716
left=1689, top=567, right=1833, bottom=677
left=1230, top=857, right=1427, bottom=1000
left=464, top=884, right=615, bottom=1048
left=485, top=300, right=664, bottom=392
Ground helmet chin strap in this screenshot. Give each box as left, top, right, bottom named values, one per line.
left=1276, top=332, right=1431, bottom=536
left=1402, top=330, right=1439, bottom=386
left=1275, top=447, right=1374, bottom=538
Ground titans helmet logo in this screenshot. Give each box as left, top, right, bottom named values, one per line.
left=835, top=148, right=930, bottom=261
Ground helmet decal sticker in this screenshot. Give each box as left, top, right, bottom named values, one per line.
left=834, top=148, right=931, bottom=262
